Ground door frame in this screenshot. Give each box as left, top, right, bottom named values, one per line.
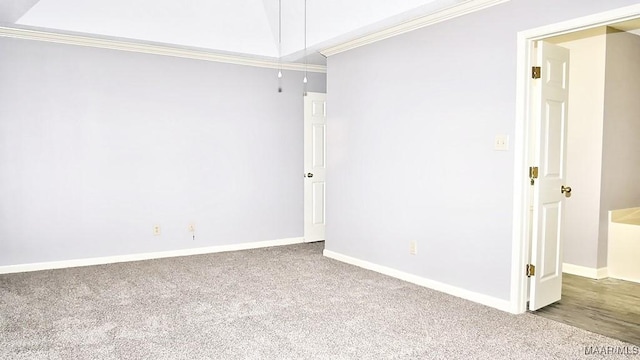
left=510, top=3, right=640, bottom=314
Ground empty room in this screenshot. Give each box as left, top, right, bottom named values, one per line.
left=1, top=0, right=639, bottom=359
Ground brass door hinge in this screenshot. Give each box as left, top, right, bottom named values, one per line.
left=526, top=264, right=536, bottom=277
left=529, top=166, right=538, bottom=185
left=532, top=66, right=541, bottom=79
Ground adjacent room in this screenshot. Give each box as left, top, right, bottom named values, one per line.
left=1, top=0, right=639, bottom=358
left=533, top=23, right=640, bottom=346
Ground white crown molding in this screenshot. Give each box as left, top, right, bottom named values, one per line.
left=0, top=26, right=327, bottom=73
left=0, top=237, right=305, bottom=274
left=320, top=0, right=509, bottom=57
left=323, top=249, right=512, bottom=313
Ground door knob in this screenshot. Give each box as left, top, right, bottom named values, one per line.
left=306, top=173, right=314, bottom=178
left=561, top=185, right=572, bottom=197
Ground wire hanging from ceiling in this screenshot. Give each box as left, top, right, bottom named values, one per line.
left=303, top=0, right=308, bottom=96
left=277, top=0, right=283, bottom=93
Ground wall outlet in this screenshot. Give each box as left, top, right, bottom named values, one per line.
left=153, top=225, right=161, bottom=236
left=410, top=240, right=418, bottom=255
left=188, top=223, right=195, bottom=233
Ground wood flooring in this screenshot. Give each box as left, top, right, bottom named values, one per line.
left=533, top=273, right=640, bottom=346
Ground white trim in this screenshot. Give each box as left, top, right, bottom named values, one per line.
left=0, top=237, right=304, bottom=274
left=320, top=0, right=509, bottom=57
left=511, top=3, right=640, bottom=314
left=0, top=27, right=326, bottom=73
left=518, top=6, right=640, bottom=41
left=510, top=30, right=532, bottom=315
left=562, top=263, right=608, bottom=279
left=608, top=274, right=640, bottom=284
left=323, top=249, right=512, bottom=313
left=597, top=267, right=609, bottom=279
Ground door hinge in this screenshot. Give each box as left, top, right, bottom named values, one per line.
left=532, top=66, right=541, bottom=79
left=526, top=264, right=536, bottom=277
left=529, top=166, right=538, bottom=185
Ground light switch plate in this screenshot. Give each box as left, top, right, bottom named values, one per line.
left=494, top=135, right=509, bottom=151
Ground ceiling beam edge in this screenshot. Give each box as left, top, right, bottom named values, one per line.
left=320, top=0, right=509, bottom=57
left=0, top=26, right=326, bottom=73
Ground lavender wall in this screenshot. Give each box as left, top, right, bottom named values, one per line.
left=326, top=0, right=639, bottom=301
left=599, top=29, right=640, bottom=267
left=0, top=37, right=325, bottom=266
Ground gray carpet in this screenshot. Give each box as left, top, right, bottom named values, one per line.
left=0, top=242, right=637, bottom=359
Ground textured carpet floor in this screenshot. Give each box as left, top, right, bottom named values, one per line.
left=0, top=242, right=637, bottom=359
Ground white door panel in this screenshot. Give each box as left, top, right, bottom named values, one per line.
left=312, top=124, right=326, bottom=168
left=529, top=41, right=570, bottom=311
left=312, top=182, right=325, bottom=225
left=304, top=92, right=327, bottom=242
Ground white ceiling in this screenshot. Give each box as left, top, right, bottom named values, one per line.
left=1, top=0, right=470, bottom=63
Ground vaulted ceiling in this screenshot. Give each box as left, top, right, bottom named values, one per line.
left=1, top=0, right=473, bottom=64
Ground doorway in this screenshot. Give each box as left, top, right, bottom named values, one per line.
left=303, top=92, right=327, bottom=242
left=529, top=23, right=640, bottom=345
left=545, top=24, right=640, bottom=281
left=511, top=4, right=640, bottom=314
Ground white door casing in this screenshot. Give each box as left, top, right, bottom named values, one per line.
left=304, top=92, right=327, bottom=242
left=529, top=41, right=570, bottom=311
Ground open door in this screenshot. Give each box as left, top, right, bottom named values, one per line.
left=303, top=92, right=327, bottom=242
left=529, top=41, right=571, bottom=311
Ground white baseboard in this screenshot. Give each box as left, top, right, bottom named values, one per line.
left=0, top=237, right=305, bottom=275
left=562, top=263, right=608, bottom=279
left=323, top=249, right=512, bottom=313
left=607, top=273, right=640, bottom=284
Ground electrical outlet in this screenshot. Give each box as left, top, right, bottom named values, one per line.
left=410, top=240, right=417, bottom=255
left=153, top=225, right=161, bottom=236
left=188, top=223, right=195, bottom=233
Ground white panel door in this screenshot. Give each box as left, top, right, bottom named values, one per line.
left=529, top=41, right=570, bottom=311
left=304, top=92, right=327, bottom=242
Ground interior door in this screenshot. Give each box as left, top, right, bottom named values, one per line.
left=304, top=92, right=327, bottom=242
left=529, top=41, right=570, bottom=311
